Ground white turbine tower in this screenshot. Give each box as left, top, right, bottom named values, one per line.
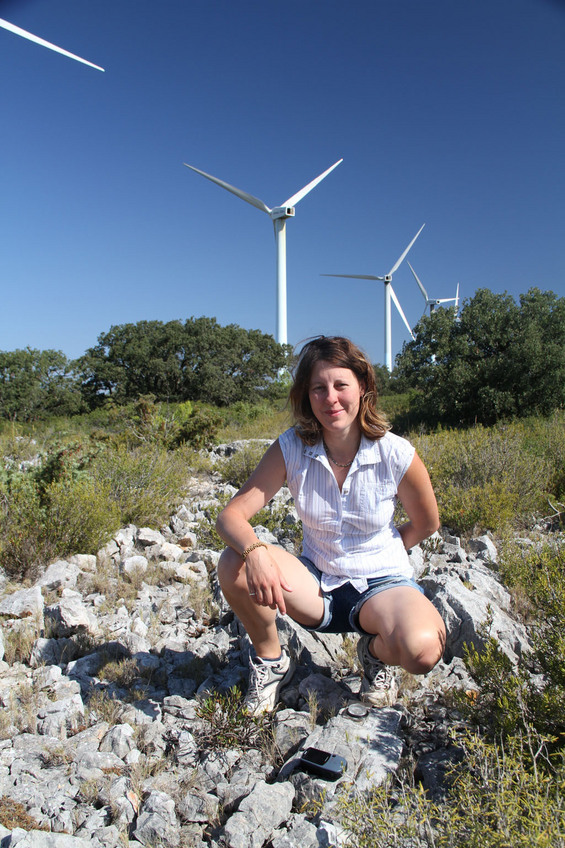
left=407, top=262, right=460, bottom=314
left=322, top=224, right=425, bottom=371
left=183, top=159, right=343, bottom=346
left=0, top=17, right=104, bottom=71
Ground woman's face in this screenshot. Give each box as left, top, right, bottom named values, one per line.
left=308, top=360, right=364, bottom=438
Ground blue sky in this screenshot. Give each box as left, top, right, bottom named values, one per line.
left=1, top=0, right=563, bottom=367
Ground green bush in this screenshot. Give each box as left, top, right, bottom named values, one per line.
left=0, top=472, right=48, bottom=580
left=216, top=441, right=271, bottom=489
left=457, top=541, right=565, bottom=744
left=335, top=730, right=565, bottom=848
left=92, top=444, right=188, bottom=527
left=411, top=420, right=558, bottom=534
left=0, top=434, right=190, bottom=579
left=216, top=402, right=291, bottom=443
left=43, top=476, right=121, bottom=560
left=194, top=688, right=278, bottom=759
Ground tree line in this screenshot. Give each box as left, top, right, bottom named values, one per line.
left=0, top=317, right=289, bottom=421
left=1, top=288, right=564, bottom=426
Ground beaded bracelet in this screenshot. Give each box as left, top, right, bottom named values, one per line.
left=241, top=541, right=268, bottom=561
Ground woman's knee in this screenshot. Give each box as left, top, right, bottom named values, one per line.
left=401, top=626, right=445, bottom=674
left=217, top=547, right=245, bottom=593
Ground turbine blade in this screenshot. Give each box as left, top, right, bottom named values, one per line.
left=407, top=261, right=429, bottom=302
left=455, top=283, right=460, bottom=309
left=436, top=294, right=464, bottom=306
left=183, top=163, right=271, bottom=214
left=390, top=285, right=415, bottom=339
left=321, top=273, right=382, bottom=281
left=0, top=17, right=104, bottom=71
left=388, top=223, right=425, bottom=277
left=283, top=158, right=343, bottom=207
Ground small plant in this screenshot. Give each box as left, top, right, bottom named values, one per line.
left=98, top=657, right=142, bottom=688
left=1, top=618, right=40, bottom=665
left=189, top=579, right=219, bottom=624
left=307, top=690, right=319, bottom=728
left=40, top=743, right=73, bottom=769
left=0, top=796, right=49, bottom=832
left=86, top=687, right=126, bottom=725
left=194, top=687, right=278, bottom=760
left=335, top=634, right=360, bottom=674
left=77, top=776, right=107, bottom=806
left=128, top=750, right=172, bottom=798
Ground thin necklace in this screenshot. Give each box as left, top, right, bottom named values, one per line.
left=323, top=439, right=356, bottom=468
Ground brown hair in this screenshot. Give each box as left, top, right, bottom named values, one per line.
left=289, top=336, right=390, bottom=445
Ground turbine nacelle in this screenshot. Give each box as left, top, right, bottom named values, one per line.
left=271, top=206, right=295, bottom=220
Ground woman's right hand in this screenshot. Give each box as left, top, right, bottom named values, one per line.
left=245, top=546, right=293, bottom=615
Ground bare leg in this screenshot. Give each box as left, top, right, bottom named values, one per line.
left=358, top=587, right=446, bottom=674
left=217, top=545, right=324, bottom=659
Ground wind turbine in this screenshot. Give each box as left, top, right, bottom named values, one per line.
left=322, top=224, right=425, bottom=371
left=183, top=159, right=343, bottom=346
left=0, top=17, right=104, bottom=71
left=407, top=262, right=460, bottom=315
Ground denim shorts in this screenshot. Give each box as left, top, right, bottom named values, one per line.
left=298, top=556, right=424, bottom=636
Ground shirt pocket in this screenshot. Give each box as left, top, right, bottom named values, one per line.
left=354, top=477, right=397, bottom=533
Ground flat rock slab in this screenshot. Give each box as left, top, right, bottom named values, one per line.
left=280, top=707, right=403, bottom=793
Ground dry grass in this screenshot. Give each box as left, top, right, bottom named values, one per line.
left=0, top=796, right=49, bottom=831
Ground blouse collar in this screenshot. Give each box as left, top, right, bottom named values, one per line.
left=303, top=433, right=382, bottom=468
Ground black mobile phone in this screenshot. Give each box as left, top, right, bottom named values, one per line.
left=299, top=747, right=347, bottom=780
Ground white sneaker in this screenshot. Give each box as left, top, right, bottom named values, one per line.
left=244, top=649, right=295, bottom=716
left=357, top=635, right=398, bottom=707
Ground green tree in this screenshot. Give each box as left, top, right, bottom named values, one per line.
left=0, top=348, right=84, bottom=421
left=78, top=317, right=289, bottom=407
left=396, top=287, right=565, bottom=426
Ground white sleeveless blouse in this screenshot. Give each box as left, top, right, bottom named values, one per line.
left=278, top=427, right=415, bottom=591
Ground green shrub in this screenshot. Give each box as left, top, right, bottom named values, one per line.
left=170, top=402, right=223, bottom=448
left=460, top=635, right=532, bottom=739
left=436, top=480, right=524, bottom=535
left=216, top=441, right=271, bottom=488
left=0, top=472, right=48, bottom=580
left=0, top=435, right=190, bottom=579
left=44, top=476, right=121, bottom=560
left=335, top=730, right=565, bottom=848
left=458, top=541, right=565, bottom=743
left=411, top=421, right=555, bottom=534
left=195, top=688, right=278, bottom=759
left=216, top=402, right=291, bottom=442
left=92, top=444, right=188, bottom=527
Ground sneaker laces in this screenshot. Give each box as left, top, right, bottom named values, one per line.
left=369, top=662, right=395, bottom=691
left=246, top=660, right=269, bottom=705
left=361, top=640, right=395, bottom=689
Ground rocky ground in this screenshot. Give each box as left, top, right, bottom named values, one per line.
left=0, top=445, right=536, bottom=847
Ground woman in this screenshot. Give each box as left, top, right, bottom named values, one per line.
left=216, top=336, right=446, bottom=715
